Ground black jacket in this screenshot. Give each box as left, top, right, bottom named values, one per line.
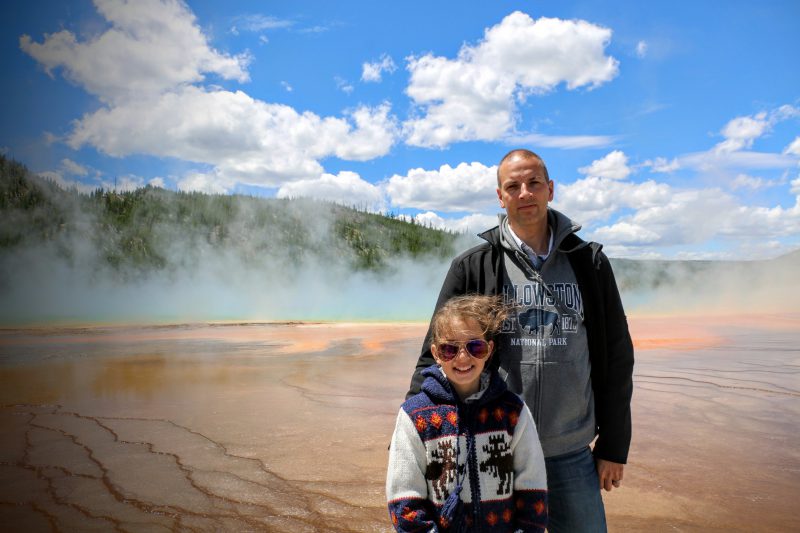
left=407, top=224, right=634, bottom=464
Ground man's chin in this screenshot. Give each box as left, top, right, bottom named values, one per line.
left=514, top=209, right=544, bottom=222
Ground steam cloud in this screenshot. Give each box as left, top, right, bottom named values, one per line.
left=0, top=186, right=480, bottom=325
left=1, top=179, right=797, bottom=325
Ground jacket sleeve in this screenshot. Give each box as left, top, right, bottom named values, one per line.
left=406, top=256, right=468, bottom=398
left=591, top=252, right=634, bottom=464
left=510, top=403, right=548, bottom=532
left=386, top=409, right=439, bottom=532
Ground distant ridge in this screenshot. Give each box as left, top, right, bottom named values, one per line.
left=610, top=248, right=799, bottom=294
left=0, top=155, right=459, bottom=277
left=772, top=247, right=800, bottom=264
left=2, top=154, right=797, bottom=296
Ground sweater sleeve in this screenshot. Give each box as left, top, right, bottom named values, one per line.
left=386, top=409, right=439, bottom=532
left=510, top=402, right=548, bottom=532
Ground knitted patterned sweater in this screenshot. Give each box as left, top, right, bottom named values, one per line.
left=387, top=366, right=548, bottom=532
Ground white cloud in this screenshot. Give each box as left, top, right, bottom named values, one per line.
left=578, top=150, right=631, bottom=180
left=406, top=212, right=499, bottom=234
left=773, top=104, right=800, bottom=121
left=111, top=174, right=149, bottom=192
left=39, top=167, right=149, bottom=193
left=333, top=103, right=398, bottom=160
left=403, top=11, right=619, bottom=147
left=791, top=177, right=800, bottom=196
left=713, top=105, right=800, bottom=154
left=61, top=158, right=89, bottom=176
left=714, top=112, right=770, bottom=153
left=589, top=185, right=800, bottom=253
left=719, top=199, right=800, bottom=242
left=554, top=176, right=670, bottom=226
left=679, top=149, right=796, bottom=172
left=361, top=54, right=396, bottom=82
left=636, top=40, right=648, bottom=58
left=386, top=162, right=498, bottom=212
left=231, top=14, right=293, bottom=32
left=277, top=171, right=385, bottom=211
left=281, top=81, right=292, bottom=92
left=565, top=106, right=800, bottom=257
left=643, top=105, right=800, bottom=180
left=177, top=169, right=231, bottom=194
left=41, top=159, right=101, bottom=189
left=505, top=132, right=616, bottom=149
left=20, top=0, right=250, bottom=104
left=595, top=221, right=661, bottom=245
left=335, top=76, right=354, bottom=94
left=784, top=136, right=800, bottom=156
left=37, top=170, right=73, bottom=190
left=22, top=1, right=400, bottom=194
left=298, top=25, right=332, bottom=35
left=592, top=188, right=738, bottom=246
left=67, top=87, right=398, bottom=186
left=730, top=173, right=773, bottom=190
left=403, top=211, right=444, bottom=228
left=645, top=156, right=680, bottom=173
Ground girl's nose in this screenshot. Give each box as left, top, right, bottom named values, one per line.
left=456, top=346, right=472, bottom=360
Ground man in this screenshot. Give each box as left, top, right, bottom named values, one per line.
left=407, top=149, right=634, bottom=532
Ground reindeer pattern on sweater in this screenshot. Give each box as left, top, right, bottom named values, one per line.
left=387, top=367, right=548, bottom=532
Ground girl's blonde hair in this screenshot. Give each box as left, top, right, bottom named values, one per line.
left=429, top=294, right=512, bottom=344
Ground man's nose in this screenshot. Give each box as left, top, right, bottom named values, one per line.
left=520, top=184, right=533, bottom=197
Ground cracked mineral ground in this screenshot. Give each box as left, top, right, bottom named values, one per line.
left=0, top=317, right=798, bottom=532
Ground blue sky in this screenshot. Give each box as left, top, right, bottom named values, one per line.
left=2, top=0, right=799, bottom=260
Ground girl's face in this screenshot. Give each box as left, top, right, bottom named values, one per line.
left=432, top=317, right=494, bottom=399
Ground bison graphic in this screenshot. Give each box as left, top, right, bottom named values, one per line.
left=517, top=308, right=561, bottom=335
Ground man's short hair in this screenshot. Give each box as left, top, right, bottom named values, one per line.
left=497, top=149, right=550, bottom=186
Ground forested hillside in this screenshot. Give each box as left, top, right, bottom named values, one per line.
left=2, top=154, right=797, bottom=322
left=0, top=155, right=459, bottom=278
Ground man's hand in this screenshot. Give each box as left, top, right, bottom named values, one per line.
left=596, top=459, right=624, bottom=492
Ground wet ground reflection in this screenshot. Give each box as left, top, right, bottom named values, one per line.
left=0, top=317, right=798, bottom=532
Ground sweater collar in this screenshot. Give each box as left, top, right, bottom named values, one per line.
left=420, top=365, right=507, bottom=405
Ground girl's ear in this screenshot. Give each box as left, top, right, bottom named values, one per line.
left=431, top=343, right=442, bottom=365
left=487, top=339, right=495, bottom=356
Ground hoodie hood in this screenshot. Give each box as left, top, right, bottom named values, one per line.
left=420, top=365, right=508, bottom=406
left=479, top=208, right=589, bottom=255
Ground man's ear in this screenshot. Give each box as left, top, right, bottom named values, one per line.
left=497, top=188, right=506, bottom=208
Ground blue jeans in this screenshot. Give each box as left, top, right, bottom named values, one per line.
left=545, top=446, right=607, bottom=533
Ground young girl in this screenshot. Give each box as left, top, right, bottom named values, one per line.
left=387, top=295, right=548, bottom=532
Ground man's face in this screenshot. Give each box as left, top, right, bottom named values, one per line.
left=496, top=156, right=554, bottom=231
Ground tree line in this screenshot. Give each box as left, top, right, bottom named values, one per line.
left=0, top=155, right=459, bottom=277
